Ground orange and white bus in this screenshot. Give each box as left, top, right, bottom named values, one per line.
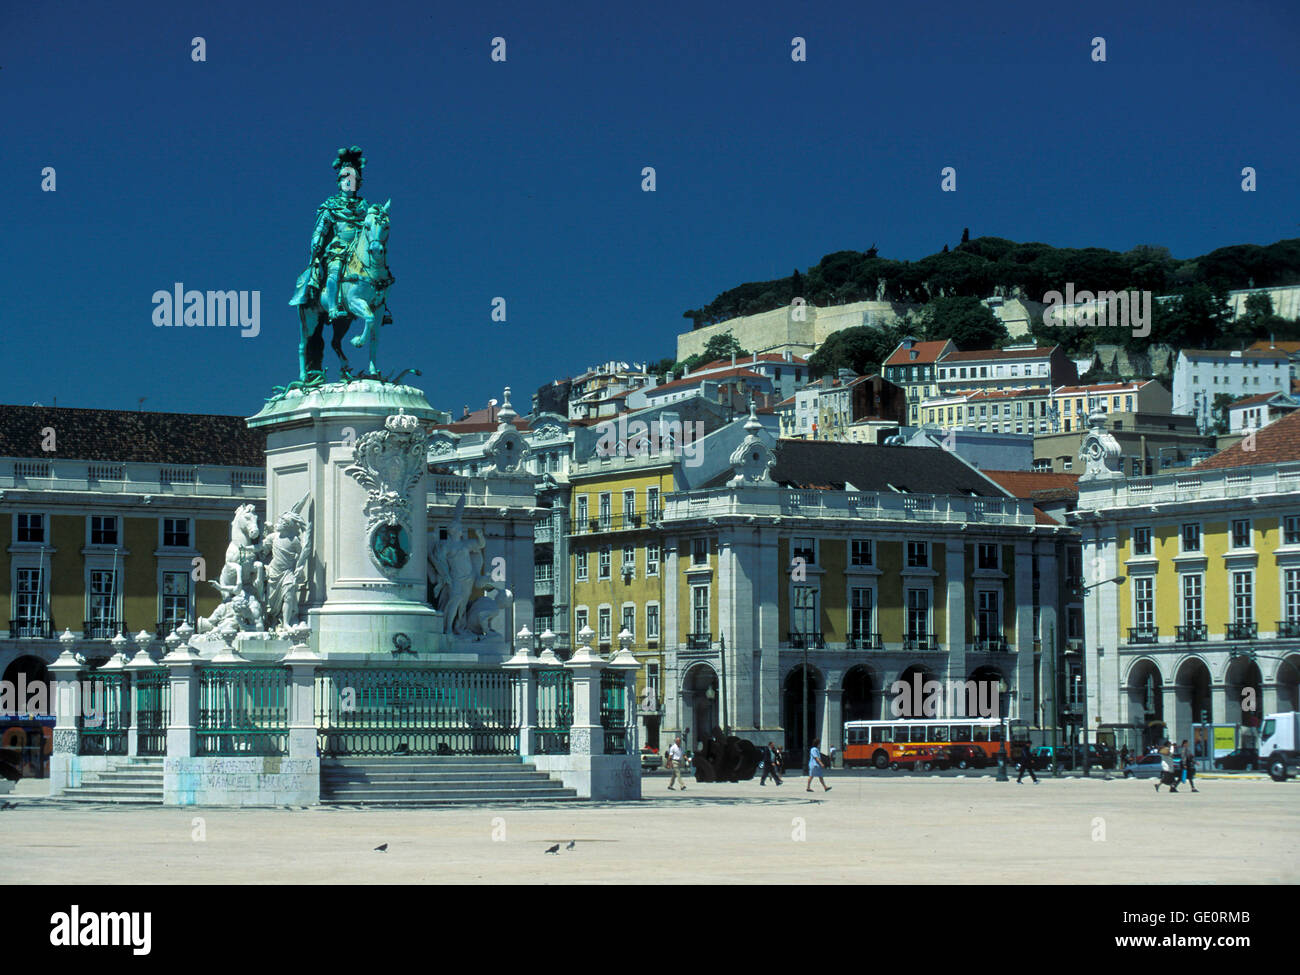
left=843, top=717, right=1031, bottom=770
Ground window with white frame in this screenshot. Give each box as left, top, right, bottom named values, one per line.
left=88, top=569, right=118, bottom=634
left=646, top=603, right=660, bottom=641
left=850, top=587, right=873, bottom=639
left=647, top=487, right=660, bottom=518
left=623, top=490, right=635, bottom=518
left=15, top=568, right=45, bottom=625
left=1134, top=577, right=1154, bottom=630
left=1133, top=526, right=1152, bottom=556
left=691, top=537, right=708, bottom=566
left=622, top=544, right=636, bottom=574
left=851, top=538, right=873, bottom=567
left=162, top=571, right=190, bottom=628
left=575, top=607, right=588, bottom=633
left=977, top=543, right=999, bottom=570
left=90, top=515, right=119, bottom=546
left=576, top=495, right=588, bottom=527
left=906, top=588, right=929, bottom=638
left=162, top=517, right=190, bottom=548
left=16, top=513, right=45, bottom=544
left=1285, top=569, right=1300, bottom=624
left=1182, top=574, right=1203, bottom=628
left=1231, top=519, right=1251, bottom=549
left=621, top=604, right=635, bottom=637
left=598, top=546, right=611, bottom=580
left=598, top=607, right=612, bottom=644
left=1285, top=515, right=1300, bottom=546
left=792, top=585, right=818, bottom=636
left=906, top=540, right=929, bottom=568
left=1181, top=523, right=1201, bottom=553
left=575, top=550, right=588, bottom=582
left=792, top=537, right=815, bottom=564
left=646, top=541, right=660, bottom=576
left=598, top=493, right=611, bottom=529
left=691, top=586, right=709, bottom=636
left=1232, top=571, right=1253, bottom=624
left=977, top=590, right=1000, bottom=641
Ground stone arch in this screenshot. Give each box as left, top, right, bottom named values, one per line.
left=1224, top=655, right=1263, bottom=736
left=1273, top=654, right=1300, bottom=713
left=1172, top=655, right=1213, bottom=736
left=1125, top=657, right=1166, bottom=748
left=841, top=664, right=880, bottom=723
left=783, top=663, right=825, bottom=759
left=680, top=662, right=718, bottom=752
left=966, top=664, right=1008, bottom=720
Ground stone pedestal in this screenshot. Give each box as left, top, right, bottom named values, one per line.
left=47, top=638, right=81, bottom=797
left=247, top=381, right=448, bottom=658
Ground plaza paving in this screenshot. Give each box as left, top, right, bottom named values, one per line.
left=2, top=773, right=1296, bottom=884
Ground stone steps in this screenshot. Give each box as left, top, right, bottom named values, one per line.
left=60, top=760, right=165, bottom=805
left=320, top=756, right=577, bottom=804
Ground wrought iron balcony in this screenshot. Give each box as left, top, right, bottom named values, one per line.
left=686, top=632, right=712, bottom=649
left=9, top=618, right=54, bottom=639
left=1175, top=624, right=1207, bottom=642
left=1278, top=620, right=1300, bottom=639
left=968, top=637, right=1009, bottom=652
left=570, top=514, right=646, bottom=535
left=1225, top=621, right=1258, bottom=641
left=788, top=632, right=825, bottom=649
left=846, top=633, right=882, bottom=650
left=1127, top=626, right=1158, bottom=644
left=902, top=633, right=938, bottom=651
left=83, top=620, right=122, bottom=640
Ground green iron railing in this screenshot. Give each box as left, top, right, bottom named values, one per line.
left=135, top=668, right=170, bottom=756
left=535, top=669, right=573, bottom=755
left=77, top=670, right=129, bottom=756
left=197, top=667, right=290, bottom=756
left=315, top=668, right=520, bottom=756
left=600, top=670, right=630, bottom=755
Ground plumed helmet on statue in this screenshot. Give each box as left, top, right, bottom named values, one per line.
left=333, top=145, right=366, bottom=187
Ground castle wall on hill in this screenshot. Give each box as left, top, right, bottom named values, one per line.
left=676, top=300, right=912, bottom=361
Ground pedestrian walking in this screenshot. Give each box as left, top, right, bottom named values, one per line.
left=805, top=738, right=831, bottom=793
left=760, top=741, right=783, bottom=786
left=827, top=744, right=838, bottom=769
left=666, top=736, right=688, bottom=791
left=1180, top=739, right=1199, bottom=793
left=1016, top=743, right=1038, bottom=783
left=1119, top=745, right=1130, bottom=769
left=1154, top=740, right=1179, bottom=793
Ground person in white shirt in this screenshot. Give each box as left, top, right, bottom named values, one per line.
left=666, top=736, right=688, bottom=791
left=805, top=738, right=831, bottom=793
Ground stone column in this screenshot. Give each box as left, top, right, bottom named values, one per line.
left=47, top=630, right=82, bottom=797
left=283, top=632, right=320, bottom=762
left=823, top=685, right=843, bottom=757
left=164, top=635, right=200, bottom=762
left=503, top=627, right=539, bottom=756
left=125, top=630, right=156, bottom=758
left=610, top=629, right=641, bottom=757
left=565, top=625, right=608, bottom=758
left=1161, top=685, right=1179, bottom=743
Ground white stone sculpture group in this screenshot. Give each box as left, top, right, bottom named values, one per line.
left=198, top=495, right=314, bottom=638
left=429, top=494, right=513, bottom=639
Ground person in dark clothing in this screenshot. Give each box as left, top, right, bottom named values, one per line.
left=760, top=741, right=783, bottom=786
left=1119, top=745, right=1130, bottom=768
left=1180, top=739, right=1199, bottom=793
left=1016, top=744, right=1038, bottom=783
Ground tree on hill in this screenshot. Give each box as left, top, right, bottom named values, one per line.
left=807, top=325, right=902, bottom=379
left=916, top=296, right=1008, bottom=350
left=674, top=331, right=749, bottom=375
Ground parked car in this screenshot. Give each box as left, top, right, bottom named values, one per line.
left=945, top=744, right=988, bottom=770
left=1061, top=744, right=1116, bottom=770
left=1031, top=745, right=1070, bottom=770
left=1121, top=754, right=1165, bottom=778
left=640, top=747, right=661, bottom=772
left=1213, top=748, right=1258, bottom=771
left=889, top=746, right=949, bottom=771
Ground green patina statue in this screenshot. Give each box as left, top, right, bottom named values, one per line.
left=290, top=146, right=394, bottom=382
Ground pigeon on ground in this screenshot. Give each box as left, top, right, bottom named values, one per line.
left=545, top=844, right=560, bottom=854
left=566, top=840, right=576, bottom=850
left=374, top=843, right=388, bottom=852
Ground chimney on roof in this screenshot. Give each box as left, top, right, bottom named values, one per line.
left=731, top=352, right=736, bottom=366
left=783, top=349, right=793, bottom=363
left=752, top=351, right=758, bottom=363
left=462, top=404, right=470, bottom=419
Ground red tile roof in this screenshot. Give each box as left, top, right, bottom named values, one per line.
left=1052, top=381, right=1151, bottom=396
left=884, top=340, right=953, bottom=366
left=981, top=469, right=1080, bottom=503
left=697, top=353, right=807, bottom=372
left=1227, top=391, right=1296, bottom=409
left=1195, top=408, right=1300, bottom=470
left=1248, top=340, right=1300, bottom=354
left=648, top=367, right=769, bottom=396
left=966, top=386, right=1051, bottom=402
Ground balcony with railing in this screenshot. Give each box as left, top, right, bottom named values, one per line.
left=1225, top=621, right=1258, bottom=641
left=534, top=523, right=554, bottom=545
left=1175, top=624, right=1207, bottom=643
left=0, top=458, right=266, bottom=498
left=9, top=618, right=54, bottom=639
left=84, top=620, right=123, bottom=640
left=533, top=574, right=554, bottom=597
left=569, top=513, right=647, bottom=535
left=968, top=637, right=1009, bottom=652
left=845, top=633, right=882, bottom=650
left=1127, top=626, right=1159, bottom=644
left=1278, top=620, right=1300, bottom=639
left=787, top=632, right=825, bottom=649
left=902, top=633, right=939, bottom=651
left=685, top=632, right=712, bottom=650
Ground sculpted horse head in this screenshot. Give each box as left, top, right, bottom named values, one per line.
left=232, top=504, right=260, bottom=546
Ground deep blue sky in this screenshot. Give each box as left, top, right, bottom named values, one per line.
left=5, top=0, right=1298, bottom=418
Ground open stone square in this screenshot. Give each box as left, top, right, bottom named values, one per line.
left=3, top=775, right=1295, bottom=885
